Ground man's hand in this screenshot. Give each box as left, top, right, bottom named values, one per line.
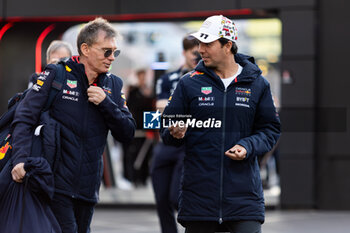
left=169, top=125, right=187, bottom=139
left=225, top=145, right=247, bottom=161
left=11, top=163, right=26, bottom=183
left=87, top=86, right=106, bottom=105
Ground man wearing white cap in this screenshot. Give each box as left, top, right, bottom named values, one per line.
left=161, top=15, right=281, bottom=233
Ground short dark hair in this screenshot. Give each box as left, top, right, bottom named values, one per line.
left=77, top=17, right=116, bottom=55
left=218, top=38, right=238, bottom=55
left=183, top=35, right=199, bottom=51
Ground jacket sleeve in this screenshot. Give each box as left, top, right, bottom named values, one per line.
left=11, top=65, right=57, bottom=165
left=237, top=81, right=281, bottom=159
left=97, top=78, right=136, bottom=144
left=160, top=79, right=188, bottom=147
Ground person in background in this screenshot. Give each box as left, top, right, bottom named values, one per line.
left=123, top=69, right=154, bottom=186
left=151, top=35, right=199, bottom=233
left=28, top=40, right=73, bottom=88
left=161, top=15, right=281, bottom=233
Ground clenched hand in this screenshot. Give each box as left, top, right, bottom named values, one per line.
left=11, top=162, right=26, bottom=183
left=87, top=86, right=106, bottom=105
left=225, top=145, right=247, bottom=160
left=169, top=125, right=187, bottom=139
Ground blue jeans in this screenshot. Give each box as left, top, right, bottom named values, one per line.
left=50, top=193, right=95, bottom=233
left=184, top=221, right=262, bottom=233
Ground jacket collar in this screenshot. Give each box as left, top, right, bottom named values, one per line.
left=66, top=57, right=108, bottom=88
left=195, top=53, right=262, bottom=84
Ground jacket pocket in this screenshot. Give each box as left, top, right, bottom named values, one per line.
left=224, top=160, right=258, bottom=197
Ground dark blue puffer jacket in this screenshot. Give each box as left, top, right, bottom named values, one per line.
left=161, top=54, right=281, bottom=224
left=11, top=57, right=136, bottom=203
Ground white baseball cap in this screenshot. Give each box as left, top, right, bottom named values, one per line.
left=191, top=15, right=238, bottom=43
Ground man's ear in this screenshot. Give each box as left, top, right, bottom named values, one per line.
left=225, top=41, right=233, bottom=54
left=80, top=43, right=89, bottom=57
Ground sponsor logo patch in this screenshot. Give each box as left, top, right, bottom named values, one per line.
left=103, top=86, right=112, bottom=95
left=199, top=102, right=214, bottom=106
left=198, top=96, right=215, bottom=106
left=67, top=80, right=77, bottom=89
left=63, top=89, right=80, bottom=97
left=198, top=97, right=215, bottom=101
left=121, top=94, right=128, bottom=108
left=236, top=97, right=249, bottom=103
left=37, top=80, right=44, bottom=86
left=62, top=95, right=78, bottom=102
left=235, top=87, right=251, bottom=96
left=235, top=103, right=250, bottom=108
left=43, top=71, right=50, bottom=76
left=190, top=71, right=204, bottom=78
left=0, top=142, right=12, bottom=160
left=37, top=76, right=46, bottom=81
left=65, top=65, right=72, bottom=72
left=32, top=84, right=41, bottom=92
left=201, top=87, right=212, bottom=95
left=36, top=70, right=50, bottom=82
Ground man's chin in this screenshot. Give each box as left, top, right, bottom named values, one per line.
left=101, top=67, right=109, bottom=73
left=204, top=61, right=214, bottom=69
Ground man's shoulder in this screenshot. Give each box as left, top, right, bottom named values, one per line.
left=173, top=71, right=203, bottom=89
left=179, top=70, right=206, bottom=84
left=106, top=72, right=119, bottom=79
left=252, top=75, right=270, bottom=89
left=38, top=64, right=59, bottom=82
left=105, top=73, right=124, bottom=87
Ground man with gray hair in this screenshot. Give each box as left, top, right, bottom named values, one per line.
left=28, top=40, right=73, bottom=88
left=11, top=17, right=135, bottom=232
left=46, top=40, right=73, bottom=64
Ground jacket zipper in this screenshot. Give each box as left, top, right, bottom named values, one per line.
left=219, top=88, right=227, bottom=224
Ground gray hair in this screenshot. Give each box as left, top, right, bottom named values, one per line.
left=77, top=17, right=116, bottom=55
left=46, top=40, right=73, bottom=61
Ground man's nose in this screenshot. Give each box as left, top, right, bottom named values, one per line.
left=198, top=43, right=205, bottom=54
left=108, top=54, right=115, bottom=61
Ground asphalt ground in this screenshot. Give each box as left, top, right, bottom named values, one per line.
left=91, top=208, right=350, bottom=233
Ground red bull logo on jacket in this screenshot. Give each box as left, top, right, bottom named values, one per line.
left=0, top=142, right=11, bottom=160
left=235, top=87, right=251, bottom=96
left=190, top=71, right=204, bottom=77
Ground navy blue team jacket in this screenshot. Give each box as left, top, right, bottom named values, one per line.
left=161, top=54, right=281, bottom=224
left=156, top=67, right=188, bottom=100
left=11, top=56, right=136, bottom=203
